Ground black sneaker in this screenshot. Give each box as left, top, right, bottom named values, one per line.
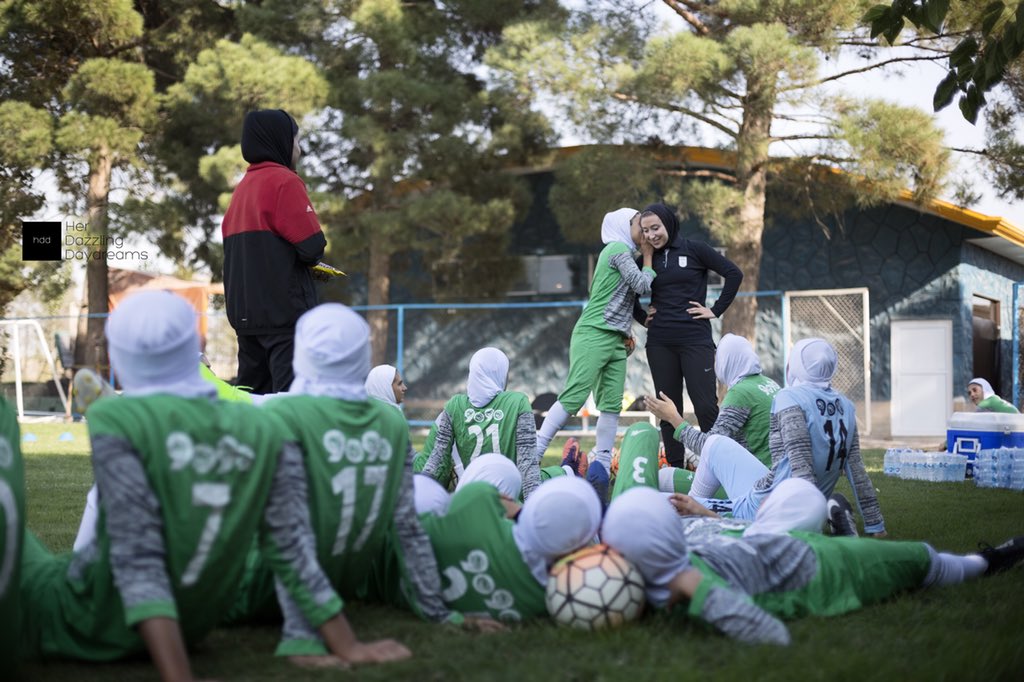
left=979, top=535, right=1024, bottom=576
left=826, top=493, right=858, bottom=536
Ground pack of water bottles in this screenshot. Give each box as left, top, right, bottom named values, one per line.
left=973, top=448, right=1024, bottom=490
left=883, top=449, right=968, bottom=482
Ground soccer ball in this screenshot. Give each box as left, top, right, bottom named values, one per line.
left=546, top=544, right=645, bottom=630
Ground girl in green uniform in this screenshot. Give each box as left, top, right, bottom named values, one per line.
left=534, top=208, right=655, bottom=502
left=20, top=291, right=403, bottom=681
left=421, top=347, right=540, bottom=497
left=603, top=485, right=1023, bottom=645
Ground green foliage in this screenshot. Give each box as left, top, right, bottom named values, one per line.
left=0, top=100, right=59, bottom=317
left=671, top=180, right=745, bottom=245
left=548, top=147, right=659, bottom=244
left=833, top=99, right=951, bottom=204
left=866, top=0, right=1024, bottom=122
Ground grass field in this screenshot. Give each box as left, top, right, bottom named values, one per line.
left=14, top=422, right=1024, bottom=681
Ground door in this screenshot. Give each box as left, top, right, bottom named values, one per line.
left=891, top=320, right=953, bottom=437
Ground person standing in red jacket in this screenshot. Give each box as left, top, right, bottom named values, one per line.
left=221, top=109, right=327, bottom=393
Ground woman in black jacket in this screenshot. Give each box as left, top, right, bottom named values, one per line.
left=634, top=203, right=743, bottom=467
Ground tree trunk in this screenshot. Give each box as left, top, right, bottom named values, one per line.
left=84, top=146, right=112, bottom=371
left=722, top=86, right=773, bottom=348
left=367, top=231, right=391, bottom=366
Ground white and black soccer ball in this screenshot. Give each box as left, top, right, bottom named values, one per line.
left=546, top=543, right=645, bottom=630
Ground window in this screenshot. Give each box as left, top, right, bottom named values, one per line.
left=508, top=255, right=574, bottom=295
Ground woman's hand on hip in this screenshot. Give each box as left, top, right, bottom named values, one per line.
left=687, top=301, right=715, bottom=319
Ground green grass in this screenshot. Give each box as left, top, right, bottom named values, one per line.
left=15, top=433, right=1024, bottom=681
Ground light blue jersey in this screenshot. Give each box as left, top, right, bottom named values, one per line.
left=770, top=385, right=854, bottom=495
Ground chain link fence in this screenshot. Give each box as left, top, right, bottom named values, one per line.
left=783, top=287, right=871, bottom=434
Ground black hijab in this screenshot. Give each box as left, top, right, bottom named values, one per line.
left=641, top=202, right=680, bottom=246
left=241, top=109, right=299, bottom=169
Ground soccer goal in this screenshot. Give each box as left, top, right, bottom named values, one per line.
left=782, top=287, right=871, bottom=435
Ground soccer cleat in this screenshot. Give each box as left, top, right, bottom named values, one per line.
left=560, top=437, right=589, bottom=477
left=586, top=459, right=610, bottom=507
left=72, top=368, right=115, bottom=415
left=658, top=445, right=669, bottom=469
left=979, top=535, right=1024, bottom=576
left=826, top=493, right=858, bottom=536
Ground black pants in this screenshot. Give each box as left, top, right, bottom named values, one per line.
left=236, top=332, right=295, bottom=394
left=646, top=342, right=719, bottom=467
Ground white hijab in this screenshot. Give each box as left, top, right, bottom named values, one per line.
left=601, top=486, right=689, bottom=608
left=106, top=290, right=215, bottom=398
left=512, top=476, right=602, bottom=585
left=467, top=347, right=509, bottom=408
left=786, top=338, right=838, bottom=389
left=413, top=474, right=450, bottom=516
left=743, top=478, right=827, bottom=536
left=366, top=364, right=400, bottom=408
left=715, top=333, right=761, bottom=388
left=457, top=453, right=522, bottom=499
left=601, top=207, right=637, bottom=247
left=968, top=377, right=995, bottom=399
left=290, top=303, right=370, bottom=400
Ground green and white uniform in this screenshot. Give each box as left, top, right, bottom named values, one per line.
left=684, top=532, right=932, bottom=644
left=709, top=375, right=780, bottom=467
left=422, top=391, right=539, bottom=498
left=977, top=395, right=1019, bottom=413
left=232, top=395, right=450, bottom=654
left=19, top=395, right=341, bottom=661
left=375, top=482, right=547, bottom=622
left=559, top=241, right=655, bottom=414
left=1, top=397, right=25, bottom=676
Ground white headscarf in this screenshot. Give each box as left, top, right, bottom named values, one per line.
left=512, top=476, right=602, bottom=585
left=601, top=486, right=689, bottom=607
left=601, top=207, right=638, bottom=247
left=457, top=453, right=522, bottom=499
left=413, top=474, right=450, bottom=516
left=743, top=478, right=826, bottom=536
left=786, top=338, right=838, bottom=389
left=290, top=303, right=370, bottom=400
left=968, top=377, right=995, bottom=399
left=466, top=347, right=509, bottom=408
left=715, top=333, right=761, bottom=388
left=106, top=290, right=215, bottom=398
left=366, top=364, right=400, bottom=408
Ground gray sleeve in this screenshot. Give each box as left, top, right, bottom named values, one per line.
left=421, top=410, right=454, bottom=481
left=707, top=406, right=751, bottom=448
left=91, top=434, right=175, bottom=617
left=776, top=406, right=816, bottom=482
left=393, top=450, right=452, bottom=622
left=700, top=585, right=791, bottom=645
left=842, top=428, right=885, bottom=533
left=516, top=412, right=541, bottom=499
left=261, top=442, right=341, bottom=634
left=608, top=251, right=654, bottom=296
left=676, top=424, right=709, bottom=456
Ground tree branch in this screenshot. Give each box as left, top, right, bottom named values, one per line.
left=661, top=0, right=709, bottom=35
left=660, top=168, right=737, bottom=183
left=949, top=146, right=989, bottom=157
left=613, top=91, right=738, bottom=138
left=770, top=134, right=834, bottom=142
left=789, top=54, right=948, bottom=90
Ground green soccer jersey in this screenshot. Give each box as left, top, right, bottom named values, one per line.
left=437, top=391, right=533, bottom=477
left=977, top=395, right=1020, bottom=413
left=718, top=375, right=780, bottom=466
left=420, top=482, right=546, bottom=622
left=264, top=395, right=410, bottom=595
left=20, top=395, right=340, bottom=661
left=0, top=397, right=25, bottom=675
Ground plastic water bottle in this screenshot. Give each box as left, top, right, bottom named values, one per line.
left=1011, top=448, right=1024, bottom=491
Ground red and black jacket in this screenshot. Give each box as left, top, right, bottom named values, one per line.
left=221, top=162, right=327, bottom=335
